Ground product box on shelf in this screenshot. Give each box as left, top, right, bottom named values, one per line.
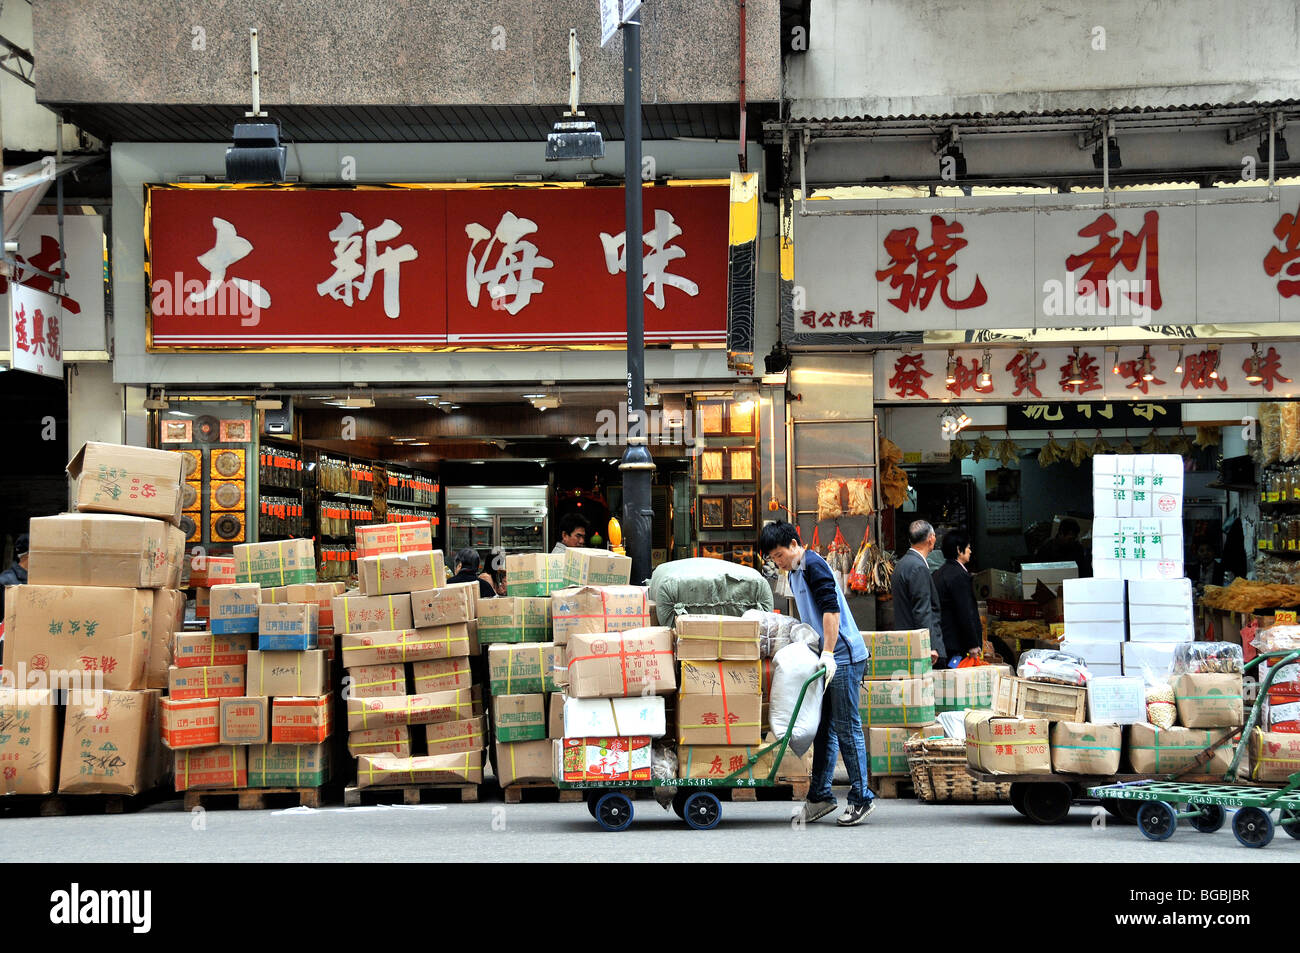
left=332, top=593, right=414, bottom=635
left=358, top=550, right=446, bottom=596
left=348, top=663, right=406, bottom=699
left=861, top=629, right=934, bottom=678
left=209, top=583, right=262, bottom=635
left=496, top=739, right=553, bottom=784
left=161, top=697, right=220, bottom=749
left=190, top=556, right=237, bottom=588
left=234, top=539, right=316, bottom=588
left=1050, top=722, right=1122, bottom=774
left=563, top=547, right=634, bottom=588
left=346, top=688, right=476, bottom=731
left=174, top=633, right=253, bottom=669
left=67, top=441, right=186, bottom=527
left=1172, top=673, right=1244, bottom=728
left=412, top=657, right=473, bottom=695
left=868, top=726, right=916, bottom=776
left=347, top=726, right=411, bottom=759
left=493, top=694, right=547, bottom=743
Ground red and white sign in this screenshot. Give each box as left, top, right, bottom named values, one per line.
left=2, top=214, right=106, bottom=353
left=146, top=185, right=728, bottom=350
left=10, top=283, right=63, bottom=378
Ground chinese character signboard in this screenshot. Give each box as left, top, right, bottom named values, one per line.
left=10, top=283, right=63, bottom=379
left=1006, top=402, right=1181, bottom=430
left=2, top=214, right=106, bottom=354
left=145, top=184, right=727, bottom=351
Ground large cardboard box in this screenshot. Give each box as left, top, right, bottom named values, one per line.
left=28, top=513, right=178, bottom=588
left=174, top=746, right=247, bottom=791
left=555, top=736, right=653, bottom=782
left=562, top=695, right=667, bottom=738
left=1087, top=675, right=1148, bottom=725
left=567, top=628, right=676, bottom=697
left=245, top=650, right=328, bottom=698
left=346, top=689, right=476, bottom=731
left=673, top=615, right=761, bottom=661
left=994, top=676, right=1087, bottom=722
left=168, top=664, right=246, bottom=700
left=358, top=550, right=446, bottom=596
left=496, top=738, right=553, bottom=784
left=478, top=597, right=552, bottom=644
left=348, top=663, right=406, bottom=699
left=257, top=603, right=319, bottom=651
left=549, top=692, right=565, bottom=739
left=1127, top=723, right=1236, bottom=774
left=677, top=693, right=761, bottom=745
left=861, top=629, right=933, bottom=678
left=219, top=696, right=270, bottom=745
left=676, top=736, right=809, bottom=781
left=190, top=556, right=237, bottom=588
left=233, top=539, right=316, bottom=588
left=355, top=520, right=434, bottom=559
left=0, top=689, right=59, bottom=794
left=59, top=689, right=161, bottom=794
left=488, top=642, right=563, bottom=695
left=411, top=582, right=478, bottom=628
left=507, top=553, right=569, bottom=597
left=248, top=743, right=330, bottom=787
left=263, top=582, right=346, bottom=629
left=332, top=593, right=414, bottom=635
left=425, top=716, right=485, bottom=756
left=551, top=585, right=652, bottom=646
left=174, top=633, right=253, bottom=669
left=1050, top=722, right=1122, bottom=774
left=931, top=664, right=1010, bottom=713
left=67, top=441, right=185, bottom=526
left=1247, top=728, right=1300, bottom=782
left=340, top=625, right=469, bottom=668
left=493, top=694, right=547, bottom=742
left=868, top=726, right=917, bottom=776
left=348, top=726, right=411, bottom=759
left=964, top=711, right=1052, bottom=775
left=1128, top=578, right=1195, bottom=643
left=1172, top=673, right=1244, bottom=728
left=161, top=697, right=220, bottom=749
left=148, top=588, right=185, bottom=689
left=271, top=695, right=332, bottom=744
left=356, top=750, right=482, bottom=787
left=860, top=676, right=936, bottom=727
left=412, top=657, right=473, bottom=695
left=972, top=569, right=1020, bottom=602
left=209, top=583, right=262, bottom=635
left=4, top=585, right=154, bottom=692
left=679, top=659, right=762, bottom=696
left=563, top=547, right=634, bottom=588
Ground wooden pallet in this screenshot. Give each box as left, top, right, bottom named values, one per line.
left=182, top=786, right=323, bottom=811
left=873, top=775, right=917, bottom=799
left=503, top=781, right=584, bottom=804
left=343, top=783, right=479, bottom=806
left=0, top=788, right=170, bottom=817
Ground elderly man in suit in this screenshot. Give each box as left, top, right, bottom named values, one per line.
left=890, top=520, right=944, bottom=664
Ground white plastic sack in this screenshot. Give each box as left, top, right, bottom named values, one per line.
left=769, top=642, right=824, bottom=757
left=741, top=609, right=820, bottom=659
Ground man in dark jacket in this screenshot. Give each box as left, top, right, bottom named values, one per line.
left=891, top=520, right=943, bottom=664
left=932, top=531, right=983, bottom=669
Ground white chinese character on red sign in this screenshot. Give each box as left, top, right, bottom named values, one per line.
left=465, top=212, right=553, bottom=314
left=601, top=209, right=700, bottom=310
left=316, top=212, right=418, bottom=319
left=188, top=217, right=270, bottom=310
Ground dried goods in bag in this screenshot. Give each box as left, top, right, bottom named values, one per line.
left=816, top=479, right=843, bottom=522
left=845, top=478, right=874, bottom=516
left=1261, top=402, right=1282, bottom=464
left=1172, top=642, right=1243, bottom=676
left=1283, top=404, right=1300, bottom=461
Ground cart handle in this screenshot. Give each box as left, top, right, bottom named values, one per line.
left=719, top=666, right=827, bottom=785
left=1227, top=648, right=1300, bottom=782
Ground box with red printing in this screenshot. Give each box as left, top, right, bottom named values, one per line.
left=557, top=736, right=652, bottom=782
left=174, top=745, right=247, bottom=791
left=1268, top=698, right=1300, bottom=733
left=349, top=663, right=406, bottom=698
left=190, top=556, right=237, bottom=587
left=168, top=664, right=246, bottom=699
left=174, top=633, right=252, bottom=668
left=161, top=697, right=220, bottom=749
left=271, top=694, right=333, bottom=744
left=355, top=520, right=433, bottom=559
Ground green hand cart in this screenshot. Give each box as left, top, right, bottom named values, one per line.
left=1088, top=648, right=1300, bottom=848
left=554, top=667, right=826, bottom=831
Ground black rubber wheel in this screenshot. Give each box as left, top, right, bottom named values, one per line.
left=1232, top=807, right=1274, bottom=848
left=1021, top=782, right=1073, bottom=825
left=1189, top=803, right=1226, bottom=834
left=585, top=792, right=601, bottom=818
left=1010, top=783, right=1029, bottom=817
left=1116, top=799, right=1142, bottom=825
left=1281, top=808, right=1300, bottom=839
left=594, top=792, right=634, bottom=832
left=682, top=791, right=722, bottom=830
left=1101, top=799, right=1132, bottom=824
left=672, top=790, right=691, bottom=819
left=1137, top=801, right=1178, bottom=841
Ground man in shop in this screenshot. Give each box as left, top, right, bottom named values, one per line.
left=0, top=534, right=28, bottom=664
left=550, top=512, right=590, bottom=554
left=891, top=520, right=945, bottom=665
left=450, top=548, right=497, bottom=599
left=1032, top=518, right=1091, bottom=576
left=1187, top=541, right=1225, bottom=594
left=759, top=521, right=875, bottom=826
left=932, top=531, right=984, bottom=669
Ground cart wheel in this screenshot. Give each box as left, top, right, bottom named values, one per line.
left=1021, top=782, right=1072, bottom=825
left=585, top=791, right=602, bottom=819
left=1009, top=784, right=1028, bottom=817
left=1188, top=803, right=1225, bottom=834
left=682, top=791, right=722, bottom=831
left=1116, top=799, right=1142, bottom=825
left=1281, top=808, right=1300, bottom=839
left=1102, top=799, right=1133, bottom=825
left=1232, top=807, right=1274, bottom=848
left=593, top=792, right=634, bottom=832
left=1137, top=801, right=1178, bottom=841
left=671, top=790, right=690, bottom=820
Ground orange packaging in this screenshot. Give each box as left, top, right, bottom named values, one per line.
left=412, top=657, right=473, bottom=695
left=174, top=633, right=253, bottom=668
left=271, top=694, right=333, bottom=744
left=190, top=556, right=237, bottom=587
left=355, top=520, right=433, bottom=559
left=161, top=696, right=220, bottom=749
left=349, top=663, right=406, bottom=699
left=167, top=664, right=246, bottom=700
left=174, top=745, right=247, bottom=791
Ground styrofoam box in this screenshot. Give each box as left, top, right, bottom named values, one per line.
left=1127, top=578, right=1193, bottom=640
left=1063, top=603, right=1124, bottom=624
left=1061, top=639, right=1123, bottom=665
left=1129, top=623, right=1196, bottom=644
left=1087, top=675, right=1148, bottom=725
left=1093, top=455, right=1184, bottom=519
left=1062, top=578, right=1126, bottom=604
left=1128, top=578, right=1192, bottom=606
left=1063, top=620, right=1126, bottom=640
left=1122, top=640, right=1190, bottom=678
left=1085, top=663, right=1124, bottom=679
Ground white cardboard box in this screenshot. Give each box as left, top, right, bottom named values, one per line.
left=1087, top=675, right=1148, bottom=725
left=562, top=695, right=667, bottom=738
left=1063, top=621, right=1126, bottom=640
left=1062, top=578, right=1126, bottom=604
left=1122, top=641, right=1190, bottom=679
left=1093, top=518, right=1184, bottom=580
left=1127, top=577, right=1194, bottom=642
left=1127, top=578, right=1193, bottom=607
left=1061, top=639, right=1123, bottom=666
left=1093, top=454, right=1184, bottom=519
left=1063, top=603, right=1125, bottom=624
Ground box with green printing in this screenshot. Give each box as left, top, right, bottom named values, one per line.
left=868, top=726, right=916, bottom=775
left=478, top=597, right=551, bottom=644
left=859, top=676, right=936, bottom=728
left=563, top=547, right=633, bottom=588
left=493, top=693, right=547, bottom=742
left=506, top=553, right=567, bottom=597
left=247, top=742, right=331, bottom=787
left=488, top=643, right=562, bottom=695
left=234, top=539, right=316, bottom=588
left=861, top=629, right=933, bottom=679
left=931, top=664, right=1011, bottom=714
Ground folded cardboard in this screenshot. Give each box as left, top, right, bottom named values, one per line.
left=562, top=695, right=667, bottom=738
left=167, top=664, right=246, bottom=700
left=271, top=695, right=332, bottom=744
left=412, top=657, right=473, bottom=695
left=972, top=569, right=1020, bottom=602
left=488, top=642, right=563, bottom=695
left=861, top=629, right=933, bottom=678
left=148, top=588, right=185, bottom=689
left=332, top=593, right=414, bottom=635
left=257, top=603, right=319, bottom=651
left=478, top=597, right=552, bottom=644
left=244, top=650, right=328, bottom=698
left=28, top=513, right=178, bottom=588
left=356, top=750, right=482, bottom=787
left=411, top=582, right=478, bottom=628
left=209, top=584, right=262, bottom=635
left=496, top=738, right=553, bottom=784
left=493, top=694, right=547, bottom=742
left=59, top=689, right=161, bottom=795
left=1050, top=722, right=1122, bottom=774
left=677, top=693, right=761, bottom=745
left=248, top=742, right=330, bottom=787
left=860, top=676, right=937, bottom=727
left=348, top=726, right=411, bottom=759
left=1247, top=728, right=1300, bottom=782
left=1127, top=723, right=1236, bottom=774
left=219, top=696, right=270, bottom=745
left=549, top=692, right=565, bottom=739
left=556, top=736, right=652, bottom=782
left=1172, top=673, right=1244, bottom=728
left=348, top=663, right=406, bottom=699
left=174, top=633, right=252, bottom=669
left=563, top=547, right=634, bottom=588
left=0, top=689, right=59, bottom=794
left=425, top=716, right=486, bottom=756
left=1121, top=640, right=1188, bottom=678
left=994, top=676, right=1088, bottom=722
left=1087, top=675, right=1148, bottom=725
left=673, top=615, right=761, bottom=661
left=358, top=550, right=446, bottom=596
left=550, top=585, right=652, bottom=646
left=507, top=553, right=569, bottom=597
left=161, top=696, right=220, bottom=749
left=566, top=628, right=676, bottom=697
left=679, top=659, right=762, bottom=696
left=234, top=539, right=317, bottom=588
left=67, top=441, right=185, bottom=526
left=931, top=664, right=1010, bottom=713
left=355, top=520, right=435, bottom=559
left=869, top=726, right=917, bottom=776
left=964, top=711, right=1052, bottom=775
left=174, top=745, right=247, bottom=791
left=346, top=688, right=476, bottom=731
left=4, top=584, right=154, bottom=692
left=340, top=625, right=470, bottom=668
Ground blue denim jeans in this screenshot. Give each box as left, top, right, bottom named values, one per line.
left=809, top=657, right=874, bottom=807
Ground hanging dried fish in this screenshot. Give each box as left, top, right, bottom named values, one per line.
left=972, top=433, right=993, bottom=462
left=1140, top=429, right=1162, bottom=454
left=995, top=434, right=1021, bottom=467
left=1038, top=433, right=1067, bottom=467
left=1193, top=426, right=1221, bottom=449
left=949, top=436, right=971, bottom=460
left=1116, top=435, right=1136, bottom=455
left=1069, top=437, right=1092, bottom=467
left=1167, top=431, right=1194, bottom=456
left=1091, top=431, right=1110, bottom=457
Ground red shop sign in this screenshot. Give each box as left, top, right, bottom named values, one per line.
left=145, top=184, right=728, bottom=350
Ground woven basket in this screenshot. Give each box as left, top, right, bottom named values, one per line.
left=905, top=736, right=1012, bottom=804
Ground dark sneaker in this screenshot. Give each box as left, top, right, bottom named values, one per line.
left=798, top=799, right=837, bottom=823
left=837, top=799, right=877, bottom=826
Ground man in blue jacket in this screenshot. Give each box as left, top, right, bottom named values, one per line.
left=760, top=521, right=875, bottom=826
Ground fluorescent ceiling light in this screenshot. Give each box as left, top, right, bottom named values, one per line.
left=415, top=395, right=440, bottom=401
left=167, top=411, right=195, bottom=418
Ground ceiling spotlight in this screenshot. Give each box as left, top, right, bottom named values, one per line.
left=1066, top=347, right=1086, bottom=386
left=1174, top=348, right=1184, bottom=375
left=1246, top=344, right=1265, bottom=384
left=1111, top=350, right=1120, bottom=375
left=945, top=349, right=957, bottom=386
left=1140, top=346, right=1155, bottom=382
left=1092, top=136, right=1121, bottom=170
left=939, top=406, right=972, bottom=437
left=1208, top=346, right=1221, bottom=380
left=977, top=349, right=992, bottom=389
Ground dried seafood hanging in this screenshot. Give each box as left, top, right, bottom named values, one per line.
left=1090, top=431, right=1111, bottom=457
left=1037, top=432, right=1067, bottom=467
left=879, top=437, right=911, bottom=508
left=995, top=433, right=1021, bottom=467
left=816, top=479, right=843, bottom=522
left=1193, top=426, right=1221, bottom=449
left=1116, top=433, right=1136, bottom=455
left=827, top=525, right=854, bottom=592
left=972, top=433, right=993, bottom=462
left=1166, top=431, right=1195, bottom=457
left=869, top=547, right=896, bottom=593
left=949, top=435, right=971, bottom=460
left=1260, top=402, right=1282, bottom=465
left=845, top=478, right=874, bottom=516
left=1140, top=429, right=1163, bottom=454
left=848, top=532, right=873, bottom=593
left=1069, top=436, right=1092, bottom=467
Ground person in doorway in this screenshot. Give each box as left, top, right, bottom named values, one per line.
left=891, top=520, right=945, bottom=665
left=759, top=521, right=875, bottom=827
left=450, top=548, right=496, bottom=599
left=551, top=513, right=590, bottom=554
left=0, top=533, right=28, bottom=664
left=932, top=531, right=984, bottom=669
left=1033, top=518, right=1091, bottom=576
left=1187, top=541, right=1225, bottom=594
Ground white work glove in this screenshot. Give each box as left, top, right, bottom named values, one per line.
left=820, top=651, right=837, bottom=684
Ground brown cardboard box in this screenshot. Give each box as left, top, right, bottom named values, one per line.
left=1127, top=724, right=1236, bottom=774
left=495, top=739, right=552, bottom=784
left=566, top=628, right=676, bottom=698
left=233, top=539, right=316, bottom=588
left=332, top=593, right=414, bottom=634
left=340, top=625, right=470, bottom=668
left=348, top=726, right=411, bottom=759
left=348, top=663, right=406, bottom=699
left=679, top=659, right=762, bottom=696
left=245, top=650, right=328, bottom=698
left=174, top=745, right=247, bottom=791
left=28, top=513, right=177, bottom=588
left=355, top=520, right=434, bottom=559
left=189, top=556, right=237, bottom=588
left=209, top=583, right=262, bottom=635
left=149, top=588, right=185, bottom=689
left=160, top=696, right=220, bottom=749
left=964, top=711, right=1052, bottom=775
left=932, top=664, right=1011, bottom=713
left=860, top=676, right=936, bottom=727
left=972, top=568, right=1020, bottom=602
left=356, top=750, right=481, bottom=788
left=358, top=550, right=446, bottom=596
left=411, top=583, right=478, bottom=628
left=168, top=664, right=246, bottom=700
left=493, top=694, right=547, bottom=742
left=258, top=602, right=319, bottom=639
left=550, top=585, right=652, bottom=646
left=219, top=696, right=270, bottom=745
left=271, top=695, right=332, bottom=744
left=765, top=731, right=814, bottom=781
left=861, top=629, right=934, bottom=679
left=477, top=597, right=552, bottom=644
left=67, top=441, right=186, bottom=526
left=994, top=676, right=1088, bottom=723
left=869, top=726, right=916, bottom=776
left=548, top=692, right=565, bottom=739
left=506, top=553, right=568, bottom=597
left=1246, top=728, right=1300, bottom=782
left=248, top=743, right=330, bottom=787
left=59, top=689, right=162, bottom=794
left=412, top=657, right=473, bottom=695
left=677, top=693, right=762, bottom=746
left=1050, top=722, right=1122, bottom=774
left=4, top=585, right=154, bottom=692
left=165, top=525, right=186, bottom=589
left=562, top=547, right=633, bottom=588
left=673, top=615, right=761, bottom=661
left=1172, top=673, right=1244, bottom=728
left=425, top=716, right=486, bottom=756
left=1020, top=561, right=1079, bottom=599
left=0, top=689, right=59, bottom=794
left=173, top=633, right=252, bottom=669
left=487, top=642, right=563, bottom=695
left=263, top=582, right=346, bottom=628
left=678, top=741, right=797, bottom=781
left=346, top=688, right=476, bottom=731
left=466, top=619, right=480, bottom=655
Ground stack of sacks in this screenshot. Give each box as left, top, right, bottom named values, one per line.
left=190, top=556, right=236, bottom=623
left=343, top=549, right=484, bottom=789
left=2, top=442, right=184, bottom=796
left=673, top=615, right=766, bottom=780
left=858, top=630, right=936, bottom=777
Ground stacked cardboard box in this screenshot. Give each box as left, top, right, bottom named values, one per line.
left=856, top=630, right=935, bottom=784
left=669, top=615, right=761, bottom=780
left=190, top=557, right=237, bottom=621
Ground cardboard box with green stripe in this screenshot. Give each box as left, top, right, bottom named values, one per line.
left=1050, top=722, right=1122, bottom=774
left=488, top=642, right=563, bottom=695
left=507, top=552, right=568, bottom=597
left=859, top=675, right=936, bottom=727
left=861, top=629, right=933, bottom=679
left=234, top=539, right=316, bottom=588
left=868, top=726, right=916, bottom=776
left=478, top=597, right=552, bottom=644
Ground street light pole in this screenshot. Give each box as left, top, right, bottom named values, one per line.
left=618, top=15, right=655, bottom=585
